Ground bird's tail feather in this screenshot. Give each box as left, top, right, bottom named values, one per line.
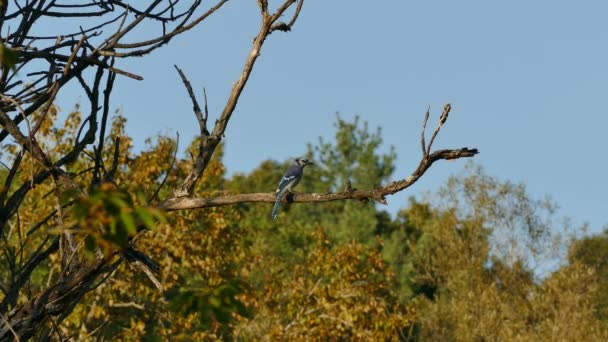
left=272, top=189, right=286, bottom=219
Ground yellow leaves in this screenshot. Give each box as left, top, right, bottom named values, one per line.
left=4, top=105, right=250, bottom=339
left=3, top=105, right=422, bottom=340
left=2, top=143, right=18, bottom=156
left=130, top=318, right=147, bottom=334
left=236, top=228, right=415, bottom=339
left=31, top=105, right=59, bottom=138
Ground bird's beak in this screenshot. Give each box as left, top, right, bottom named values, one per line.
left=308, top=161, right=315, bottom=166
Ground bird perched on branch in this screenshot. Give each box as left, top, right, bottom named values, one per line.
left=272, top=158, right=314, bottom=219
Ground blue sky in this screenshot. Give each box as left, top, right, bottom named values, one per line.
left=49, top=1, right=606, bottom=232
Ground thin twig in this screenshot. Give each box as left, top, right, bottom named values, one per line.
left=421, top=106, right=430, bottom=157
left=426, top=103, right=451, bottom=155
left=104, top=137, right=121, bottom=182
left=150, top=133, right=179, bottom=202
left=0, top=95, right=35, bottom=185
left=75, top=320, right=109, bottom=342
left=0, top=311, right=20, bottom=342
left=174, top=65, right=207, bottom=135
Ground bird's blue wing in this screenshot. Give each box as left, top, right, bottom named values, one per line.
left=276, top=165, right=301, bottom=192
left=276, top=175, right=296, bottom=192
left=272, top=164, right=302, bottom=219
left=273, top=174, right=296, bottom=219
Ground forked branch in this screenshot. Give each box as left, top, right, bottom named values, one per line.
left=171, top=0, right=304, bottom=197
left=160, top=104, right=479, bottom=211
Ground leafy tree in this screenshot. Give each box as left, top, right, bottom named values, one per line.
left=0, top=1, right=309, bottom=339
left=221, top=116, right=414, bottom=339
left=393, top=165, right=607, bottom=340
left=0, top=1, right=478, bottom=340
left=227, top=114, right=397, bottom=264
left=568, top=229, right=608, bottom=323
left=234, top=228, right=414, bottom=340
left=1, top=100, right=604, bottom=340
left=302, top=114, right=397, bottom=243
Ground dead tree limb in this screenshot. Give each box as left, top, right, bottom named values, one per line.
left=160, top=104, right=478, bottom=211
left=172, top=0, right=305, bottom=196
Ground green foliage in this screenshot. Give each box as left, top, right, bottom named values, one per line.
left=312, top=114, right=396, bottom=192
left=70, top=183, right=166, bottom=256
left=0, top=41, right=19, bottom=70
left=380, top=198, right=431, bottom=301
left=436, top=163, right=568, bottom=274
left=226, top=115, right=398, bottom=270
left=4, top=108, right=607, bottom=340
left=234, top=228, right=414, bottom=340
left=303, top=114, right=397, bottom=242
left=391, top=165, right=606, bottom=340
left=166, top=279, right=250, bottom=332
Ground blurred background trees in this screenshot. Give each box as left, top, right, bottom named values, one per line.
left=5, top=109, right=604, bottom=340
left=1, top=1, right=606, bottom=340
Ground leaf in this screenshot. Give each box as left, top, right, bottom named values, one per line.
left=135, top=207, right=156, bottom=230
left=106, top=194, right=129, bottom=210
left=209, top=296, right=221, bottom=308
left=0, top=41, right=19, bottom=71
left=85, top=235, right=97, bottom=252
left=120, top=210, right=137, bottom=234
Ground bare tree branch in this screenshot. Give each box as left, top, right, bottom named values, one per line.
left=161, top=106, right=478, bottom=211
left=172, top=0, right=303, bottom=197
left=271, top=0, right=304, bottom=32
left=421, top=106, right=430, bottom=158
left=0, top=257, right=120, bottom=341
left=174, top=65, right=208, bottom=136
left=427, top=103, right=451, bottom=155
left=161, top=148, right=478, bottom=211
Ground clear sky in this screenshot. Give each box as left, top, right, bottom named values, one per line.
left=50, top=1, right=607, bottom=232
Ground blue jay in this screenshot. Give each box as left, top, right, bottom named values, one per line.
left=272, top=158, right=314, bottom=219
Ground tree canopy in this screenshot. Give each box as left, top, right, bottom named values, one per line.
left=0, top=1, right=605, bottom=341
